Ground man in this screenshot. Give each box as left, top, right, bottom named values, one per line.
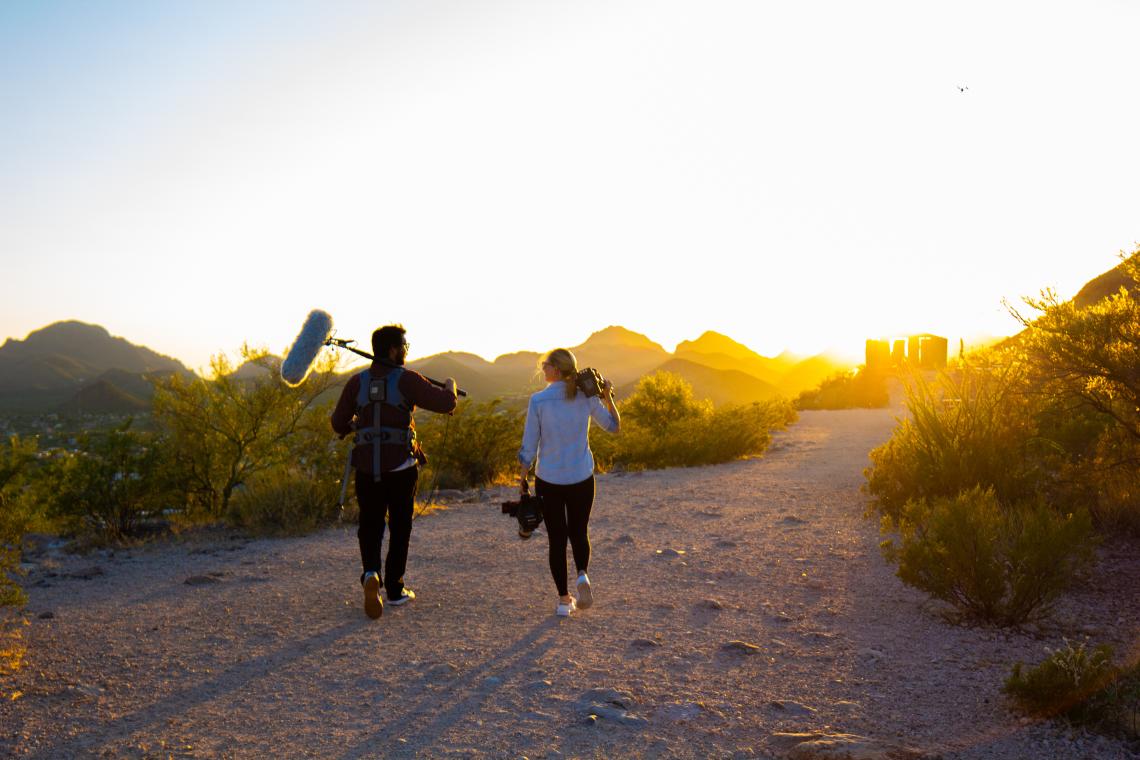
left=331, top=324, right=458, bottom=619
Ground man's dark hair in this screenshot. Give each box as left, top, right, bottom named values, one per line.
left=372, top=325, right=407, bottom=358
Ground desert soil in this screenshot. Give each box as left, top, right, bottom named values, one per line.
left=2, top=408, right=1138, bottom=759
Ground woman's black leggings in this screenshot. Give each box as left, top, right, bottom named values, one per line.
left=535, top=475, right=595, bottom=596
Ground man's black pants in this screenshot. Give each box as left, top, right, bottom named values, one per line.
left=355, top=466, right=418, bottom=599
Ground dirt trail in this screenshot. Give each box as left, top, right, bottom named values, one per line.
left=2, top=409, right=1138, bottom=759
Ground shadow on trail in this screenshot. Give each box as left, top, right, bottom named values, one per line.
left=29, top=618, right=363, bottom=760
left=337, top=618, right=561, bottom=759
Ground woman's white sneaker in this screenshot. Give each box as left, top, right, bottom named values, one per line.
left=556, top=598, right=577, bottom=617
left=575, top=573, right=593, bottom=609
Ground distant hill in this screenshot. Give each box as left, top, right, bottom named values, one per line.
left=407, top=355, right=504, bottom=400
left=617, top=357, right=782, bottom=406
left=57, top=369, right=162, bottom=415
left=0, top=319, right=859, bottom=414
left=1000, top=253, right=1139, bottom=350
left=775, top=354, right=851, bottom=396
left=1073, top=255, right=1137, bottom=309
left=675, top=331, right=793, bottom=386
left=570, top=326, right=670, bottom=385
left=403, top=327, right=673, bottom=403
left=491, top=351, right=543, bottom=375
left=439, top=352, right=497, bottom=373
left=407, top=351, right=544, bottom=401
left=0, top=321, right=189, bottom=413
left=230, top=357, right=280, bottom=380
left=662, top=330, right=848, bottom=400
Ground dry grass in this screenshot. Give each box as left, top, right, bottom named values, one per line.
left=0, top=611, right=27, bottom=689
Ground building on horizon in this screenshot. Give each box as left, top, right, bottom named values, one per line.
left=865, top=333, right=947, bottom=370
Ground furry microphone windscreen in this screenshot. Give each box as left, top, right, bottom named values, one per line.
left=281, top=309, right=334, bottom=386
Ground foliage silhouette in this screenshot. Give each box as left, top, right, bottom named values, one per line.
left=592, top=371, right=796, bottom=471
left=881, top=486, right=1094, bottom=625
left=152, top=345, right=341, bottom=519
left=42, top=421, right=172, bottom=543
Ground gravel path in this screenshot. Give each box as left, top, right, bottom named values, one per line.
left=2, top=409, right=1138, bottom=759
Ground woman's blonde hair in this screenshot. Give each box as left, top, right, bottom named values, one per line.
left=544, top=348, right=579, bottom=399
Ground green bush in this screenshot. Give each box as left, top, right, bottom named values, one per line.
left=1011, top=248, right=1140, bottom=533
left=864, top=357, right=1043, bottom=523
left=0, top=435, right=38, bottom=608
left=416, top=399, right=525, bottom=489
left=797, top=367, right=889, bottom=410
left=1005, top=639, right=1140, bottom=737
left=864, top=254, right=1140, bottom=533
left=153, top=345, right=341, bottom=519
left=620, top=371, right=711, bottom=434
left=227, top=465, right=344, bottom=536
left=45, top=422, right=173, bottom=544
left=591, top=371, right=796, bottom=471
left=881, top=486, right=1095, bottom=625
left=225, top=403, right=350, bottom=535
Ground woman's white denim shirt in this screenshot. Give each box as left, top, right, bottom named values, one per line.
left=518, top=382, right=619, bottom=485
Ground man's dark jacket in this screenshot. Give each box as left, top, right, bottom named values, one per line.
left=330, top=362, right=458, bottom=474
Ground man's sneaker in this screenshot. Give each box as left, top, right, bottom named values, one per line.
left=556, top=598, right=576, bottom=617
left=363, top=572, right=383, bottom=619
left=575, top=572, right=593, bottom=609
left=388, top=588, right=416, bottom=606
left=518, top=527, right=533, bottom=540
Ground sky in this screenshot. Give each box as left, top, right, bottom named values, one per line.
left=2, top=0, right=1138, bottom=372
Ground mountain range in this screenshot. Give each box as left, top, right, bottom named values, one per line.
left=6, top=257, right=1133, bottom=416
left=0, top=322, right=190, bottom=414
left=405, top=326, right=846, bottom=408
left=0, top=321, right=850, bottom=415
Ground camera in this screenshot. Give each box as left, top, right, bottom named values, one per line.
left=501, top=492, right=544, bottom=538
left=575, top=367, right=607, bottom=398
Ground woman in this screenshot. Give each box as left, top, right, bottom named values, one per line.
left=518, top=348, right=621, bottom=617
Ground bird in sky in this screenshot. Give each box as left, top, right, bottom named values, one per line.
left=957, top=85, right=969, bottom=92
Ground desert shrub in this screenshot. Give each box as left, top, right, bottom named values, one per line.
left=703, top=401, right=794, bottom=461
left=1014, top=250, right=1140, bottom=446
left=620, top=371, right=711, bottom=434
left=868, top=253, right=1140, bottom=534
left=44, top=422, right=173, bottom=543
left=864, top=356, right=1043, bottom=523
left=1010, top=250, right=1140, bottom=533
left=1005, top=639, right=1116, bottom=717
left=153, top=345, right=341, bottom=519
left=880, top=486, right=1095, bottom=625
left=797, top=367, right=889, bottom=410
left=0, top=435, right=38, bottom=609
left=416, top=399, right=525, bottom=489
left=226, top=399, right=349, bottom=535
left=1005, top=639, right=1140, bottom=737
left=227, top=465, right=344, bottom=535
left=592, top=371, right=796, bottom=471
left=1040, top=424, right=1140, bottom=536
left=0, top=546, right=23, bottom=610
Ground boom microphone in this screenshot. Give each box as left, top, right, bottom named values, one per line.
left=281, top=309, right=334, bottom=386
left=280, top=309, right=468, bottom=397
